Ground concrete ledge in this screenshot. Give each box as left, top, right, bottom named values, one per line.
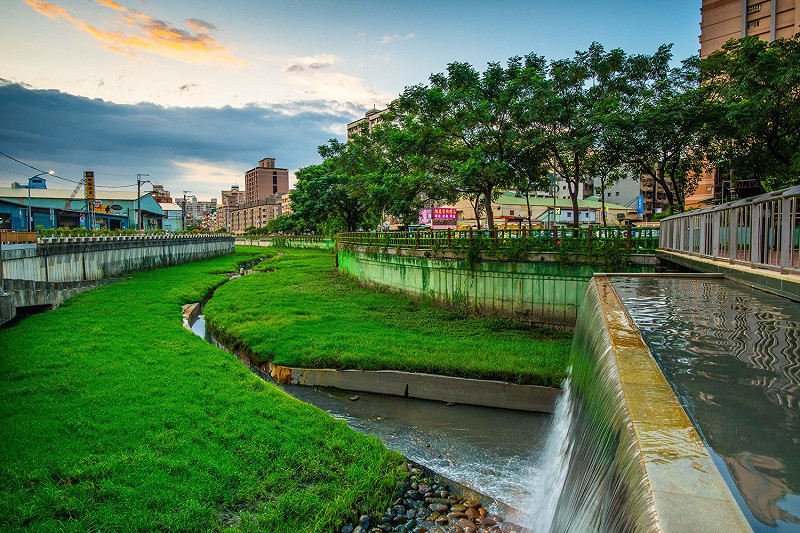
left=594, top=275, right=752, bottom=532
left=657, top=251, right=800, bottom=302
left=268, top=365, right=561, bottom=413
left=0, top=293, right=15, bottom=326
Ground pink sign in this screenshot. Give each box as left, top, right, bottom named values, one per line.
left=433, top=207, right=457, bottom=220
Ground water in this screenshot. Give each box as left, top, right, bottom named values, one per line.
left=523, top=284, right=657, bottom=532
left=611, top=277, right=800, bottom=532
left=189, top=314, right=551, bottom=513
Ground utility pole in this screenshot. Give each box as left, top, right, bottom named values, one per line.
left=182, top=190, right=191, bottom=231
left=136, top=173, right=150, bottom=230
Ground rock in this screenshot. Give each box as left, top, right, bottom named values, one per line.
left=404, top=518, right=417, bottom=530
left=359, top=515, right=370, bottom=529
left=340, top=525, right=354, bottom=533
left=465, top=507, right=479, bottom=520
left=476, top=516, right=497, bottom=527
left=350, top=395, right=359, bottom=401
left=447, top=511, right=468, bottom=521
left=406, top=508, right=416, bottom=520
left=478, top=507, right=488, bottom=518
left=458, top=518, right=478, bottom=533
left=462, top=499, right=480, bottom=509
left=450, top=503, right=467, bottom=512
left=428, top=503, right=449, bottom=514
left=392, top=505, right=406, bottom=517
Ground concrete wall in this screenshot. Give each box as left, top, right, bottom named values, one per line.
left=2, top=234, right=234, bottom=283
left=337, top=248, right=653, bottom=328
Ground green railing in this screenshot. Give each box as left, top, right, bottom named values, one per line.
left=337, top=227, right=659, bottom=256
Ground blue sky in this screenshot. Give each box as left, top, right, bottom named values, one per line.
left=0, top=0, right=702, bottom=201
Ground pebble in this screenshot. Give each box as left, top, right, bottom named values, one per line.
left=338, top=462, right=523, bottom=533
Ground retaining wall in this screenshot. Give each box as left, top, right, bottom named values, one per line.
left=337, top=247, right=655, bottom=328
left=2, top=235, right=234, bottom=283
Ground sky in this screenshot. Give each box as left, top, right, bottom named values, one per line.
left=0, top=0, right=702, bottom=202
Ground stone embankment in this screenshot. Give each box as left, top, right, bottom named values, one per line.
left=340, top=463, right=525, bottom=533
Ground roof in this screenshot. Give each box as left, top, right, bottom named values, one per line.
left=496, top=190, right=630, bottom=210
left=0, top=187, right=149, bottom=201
left=159, top=202, right=183, bottom=211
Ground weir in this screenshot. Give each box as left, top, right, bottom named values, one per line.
left=526, top=275, right=753, bottom=532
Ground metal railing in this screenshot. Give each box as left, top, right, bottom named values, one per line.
left=659, top=185, right=800, bottom=274
left=337, top=226, right=660, bottom=255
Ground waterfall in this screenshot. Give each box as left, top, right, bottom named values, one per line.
left=524, top=281, right=658, bottom=533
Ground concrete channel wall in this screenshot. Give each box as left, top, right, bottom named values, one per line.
left=2, top=235, right=234, bottom=283
left=337, top=247, right=656, bottom=328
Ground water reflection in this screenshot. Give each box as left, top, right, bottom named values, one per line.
left=612, top=277, right=800, bottom=532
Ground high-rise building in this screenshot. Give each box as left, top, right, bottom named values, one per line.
left=149, top=184, right=172, bottom=203
left=244, top=158, right=289, bottom=204
left=700, top=0, right=800, bottom=59
left=689, top=0, right=797, bottom=207
left=346, top=107, right=389, bottom=141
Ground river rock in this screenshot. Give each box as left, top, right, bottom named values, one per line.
left=428, top=503, right=449, bottom=514
left=462, top=499, right=481, bottom=509
left=451, top=503, right=467, bottom=512
left=447, top=511, right=468, bottom=521
left=465, top=507, right=479, bottom=520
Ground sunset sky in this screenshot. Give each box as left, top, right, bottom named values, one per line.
left=0, top=0, right=701, bottom=200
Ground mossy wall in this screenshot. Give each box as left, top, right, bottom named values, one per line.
left=337, top=249, right=636, bottom=328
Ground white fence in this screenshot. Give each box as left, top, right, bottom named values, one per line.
left=660, top=185, right=800, bottom=274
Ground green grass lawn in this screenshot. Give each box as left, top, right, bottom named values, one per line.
left=204, top=247, right=572, bottom=387
left=0, top=249, right=405, bottom=532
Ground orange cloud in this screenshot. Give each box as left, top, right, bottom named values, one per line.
left=24, top=0, right=245, bottom=66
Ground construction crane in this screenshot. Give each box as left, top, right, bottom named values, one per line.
left=64, top=178, right=85, bottom=210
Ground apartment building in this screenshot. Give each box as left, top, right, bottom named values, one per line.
left=245, top=158, right=289, bottom=204
left=346, top=107, right=389, bottom=141
left=700, top=0, right=800, bottom=59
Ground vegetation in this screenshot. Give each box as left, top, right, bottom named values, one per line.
left=289, top=36, right=800, bottom=233
left=0, top=247, right=405, bottom=532
left=203, top=248, right=572, bottom=387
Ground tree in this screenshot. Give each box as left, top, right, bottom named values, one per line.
left=290, top=140, right=377, bottom=233
left=391, top=57, right=535, bottom=229
left=700, top=35, right=800, bottom=192
left=518, top=43, right=627, bottom=227
left=605, top=46, right=705, bottom=213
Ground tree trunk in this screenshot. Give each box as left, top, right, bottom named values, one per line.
left=471, top=195, right=482, bottom=230
left=569, top=180, right=580, bottom=228
left=600, top=174, right=607, bottom=227
left=484, top=187, right=495, bottom=230
left=526, top=192, right=533, bottom=230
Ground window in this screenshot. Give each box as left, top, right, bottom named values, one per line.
left=509, top=210, right=514, bottom=215
left=747, top=3, right=761, bottom=14
left=615, top=191, right=620, bottom=196
left=748, top=19, right=760, bottom=28
left=273, top=176, right=277, bottom=185
left=273, top=186, right=278, bottom=194
left=607, top=192, right=611, bottom=197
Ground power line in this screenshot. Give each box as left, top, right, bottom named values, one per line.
left=0, top=134, right=135, bottom=178
left=0, top=150, right=138, bottom=188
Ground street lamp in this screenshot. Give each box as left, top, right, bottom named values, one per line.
left=182, top=191, right=191, bottom=231
left=136, top=173, right=150, bottom=231
left=26, top=171, right=54, bottom=231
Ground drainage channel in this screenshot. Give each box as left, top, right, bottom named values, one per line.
left=183, top=296, right=551, bottom=517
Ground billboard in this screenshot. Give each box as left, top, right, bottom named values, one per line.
left=85, top=171, right=95, bottom=200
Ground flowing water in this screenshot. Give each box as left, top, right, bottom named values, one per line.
left=523, top=283, right=657, bottom=532
left=189, top=314, right=551, bottom=514
left=611, top=277, right=800, bottom=532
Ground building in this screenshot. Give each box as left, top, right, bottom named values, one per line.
left=227, top=200, right=282, bottom=233
left=346, top=107, right=390, bottom=140
left=692, top=0, right=799, bottom=207
left=700, top=0, right=800, bottom=59
left=244, top=158, right=289, bottom=204
left=217, top=185, right=245, bottom=231
left=150, top=184, right=172, bottom=203
left=159, top=202, right=184, bottom=232
left=0, top=185, right=163, bottom=230
left=280, top=193, right=293, bottom=215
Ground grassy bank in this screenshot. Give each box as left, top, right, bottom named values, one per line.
left=204, top=248, right=571, bottom=387
left=0, top=248, right=405, bottom=532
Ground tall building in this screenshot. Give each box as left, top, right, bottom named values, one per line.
left=689, top=0, right=799, bottom=207
left=244, top=158, right=289, bottom=204
left=700, top=0, right=800, bottom=59
left=346, top=107, right=389, bottom=141
left=149, top=184, right=172, bottom=203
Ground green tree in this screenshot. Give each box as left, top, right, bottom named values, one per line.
left=700, top=35, right=800, bottom=191
left=392, top=57, right=534, bottom=229
left=605, top=46, right=705, bottom=212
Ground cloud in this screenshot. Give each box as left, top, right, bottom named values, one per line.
left=178, top=83, right=198, bottom=93
left=23, top=0, right=245, bottom=66
left=0, top=82, right=361, bottom=200
left=282, top=53, right=337, bottom=73
left=380, top=32, right=417, bottom=45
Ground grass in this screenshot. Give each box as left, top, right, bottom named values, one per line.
left=204, top=247, right=572, bottom=387
left=0, top=248, right=406, bottom=532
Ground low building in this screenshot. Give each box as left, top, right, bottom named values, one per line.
left=346, top=107, right=390, bottom=140
left=0, top=186, right=163, bottom=230
left=228, top=198, right=282, bottom=234
left=159, top=202, right=184, bottom=232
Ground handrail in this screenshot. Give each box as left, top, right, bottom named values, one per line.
left=659, top=185, right=800, bottom=273
left=336, top=226, right=659, bottom=255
